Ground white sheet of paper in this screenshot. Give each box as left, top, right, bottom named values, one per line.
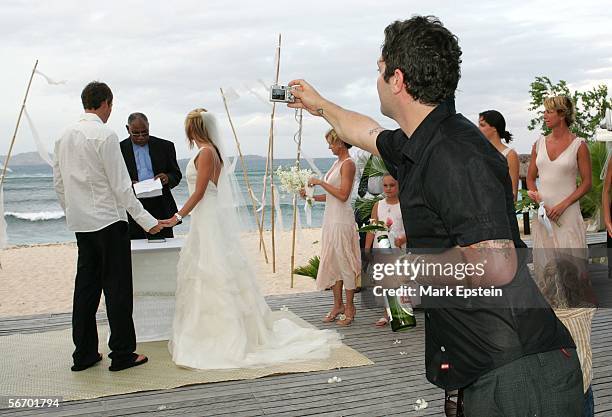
left=134, top=178, right=163, bottom=198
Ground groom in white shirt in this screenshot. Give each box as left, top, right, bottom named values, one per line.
left=53, top=81, right=162, bottom=372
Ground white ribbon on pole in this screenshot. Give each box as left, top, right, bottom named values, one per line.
left=299, top=151, right=323, bottom=178
left=257, top=175, right=267, bottom=213
left=304, top=200, right=313, bottom=226
left=35, top=70, right=66, bottom=85
left=257, top=79, right=271, bottom=92
left=242, top=82, right=272, bottom=107
left=23, top=107, right=53, bottom=166
left=223, top=87, right=240, bottom=103
left=273, top=185, right=283, bottom=232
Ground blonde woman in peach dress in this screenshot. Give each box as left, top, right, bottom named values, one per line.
left=526, top=96, right=592, bottom=278
left=303, top=129, right=361, bottom=326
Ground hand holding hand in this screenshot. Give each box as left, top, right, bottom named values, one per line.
left=287, top=80, right=326, bottom=117
left=155, top=173, right=169, bottom=186
left=161, top=215, right=179, bottom=228
left=148, top=221, right=164, bottom=235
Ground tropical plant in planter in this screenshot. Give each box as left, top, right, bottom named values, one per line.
left=580, top=141, right=607, bottom=230
left=352, top=155, right=387, bottom=223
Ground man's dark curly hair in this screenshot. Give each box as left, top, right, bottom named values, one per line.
left=381, top=16, right=462, bottom=106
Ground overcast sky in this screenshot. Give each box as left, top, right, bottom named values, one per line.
left=1, top=0, right=611, bottom=160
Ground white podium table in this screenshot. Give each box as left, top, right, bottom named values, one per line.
left=131, top=238, right=184, bottom=342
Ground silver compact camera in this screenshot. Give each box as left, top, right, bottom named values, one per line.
left=269, top=84, right=295, bottom=103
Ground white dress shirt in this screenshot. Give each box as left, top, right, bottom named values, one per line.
left=53, top=113, right=157, bottom=233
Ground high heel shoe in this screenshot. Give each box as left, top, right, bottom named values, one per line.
left=336, top=307, right=355, bottom=326
left=322, top=307, right=345, bottom=323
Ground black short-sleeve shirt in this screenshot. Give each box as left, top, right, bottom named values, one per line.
left=376, top=100, right=574, bottom=390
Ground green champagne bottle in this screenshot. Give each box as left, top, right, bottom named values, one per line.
left=385, top=292, right=416, bottom=331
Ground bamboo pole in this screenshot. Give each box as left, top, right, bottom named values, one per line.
left=261, top=34, right=282, bottom=273
left=219, top=88, right=269, bottom=263
left=1, top=60, right=38, bottom=189
left=290, top=109, right=304, bottom=288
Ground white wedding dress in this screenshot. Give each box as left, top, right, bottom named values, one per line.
left=169, top=146, right=341, bottom=369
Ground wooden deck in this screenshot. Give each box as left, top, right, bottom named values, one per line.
left=1, top=270, right=611, bottom=416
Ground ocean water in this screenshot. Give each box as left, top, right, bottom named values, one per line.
left=2, top=157, right=335, bottom=246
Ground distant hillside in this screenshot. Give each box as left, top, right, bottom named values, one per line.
left=0, top=151, right=51, bottom=167
left=2, top=151, right=330, bottom=169
left=1, top=152, right=268, bottom=167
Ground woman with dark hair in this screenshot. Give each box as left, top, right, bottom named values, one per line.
left=479, top=110, right=519, bottom=201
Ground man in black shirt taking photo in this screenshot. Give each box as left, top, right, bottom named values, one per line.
left=288, top=15, right=583, bottom=417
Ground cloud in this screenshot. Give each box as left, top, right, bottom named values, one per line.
left=1, top=0, right=610, bottom=160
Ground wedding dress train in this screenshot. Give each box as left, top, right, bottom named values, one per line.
left=169, top=147, right=341, bottom=369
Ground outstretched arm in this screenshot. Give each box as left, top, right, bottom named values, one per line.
left=99, top=134, right=161, bottom=234
left=288, top=80, right=382, bottom=155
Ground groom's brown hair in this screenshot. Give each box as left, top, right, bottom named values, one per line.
left=81, top=81, right=113, bottom=110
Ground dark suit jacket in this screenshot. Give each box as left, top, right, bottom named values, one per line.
left=120, top=136, right=182, bottom=239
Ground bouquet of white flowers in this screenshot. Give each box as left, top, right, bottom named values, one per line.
left=276, top=164, right=314, bottom=197
left=276, top=164, right=316, bottom=224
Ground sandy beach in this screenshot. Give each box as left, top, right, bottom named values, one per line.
left=0, top=228, right=322, bottom=317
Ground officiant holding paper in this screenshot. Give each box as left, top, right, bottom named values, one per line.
left=120, top=112, right=182, bottom=239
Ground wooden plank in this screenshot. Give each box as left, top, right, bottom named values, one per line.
left=1, top=276, right=612, bottom=416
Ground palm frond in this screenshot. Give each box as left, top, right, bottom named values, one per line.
left=293, top=255, right=320, bottom=279
left=362, top=156, right=389, bottom=178
left=353, top=195, right=384, bottom=221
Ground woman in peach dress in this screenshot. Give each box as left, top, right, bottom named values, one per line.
left=304, top=129, right=361, bottom=326
left=526, top=96, right=592, bottom=278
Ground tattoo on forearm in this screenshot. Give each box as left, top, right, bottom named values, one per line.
left=317, top=108, right=324, bottom=117
left=471, top=239, right=514, bottom=249
left=368, top=126, right=385, bottom=136
left=470, top=239, right=514, bottom=260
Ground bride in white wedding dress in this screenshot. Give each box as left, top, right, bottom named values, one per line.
left=162, top=108, right=341, bottom=370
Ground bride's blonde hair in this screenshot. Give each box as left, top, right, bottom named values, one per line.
left=185, top=108, right=223, bottom=163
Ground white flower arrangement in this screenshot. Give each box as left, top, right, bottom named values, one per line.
left=276, top=164, right=315, bottom=206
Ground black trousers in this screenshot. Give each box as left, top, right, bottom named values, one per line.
left=73, top=221, right=137, bottom=366
left=463, top=348, right=583, bottom=417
